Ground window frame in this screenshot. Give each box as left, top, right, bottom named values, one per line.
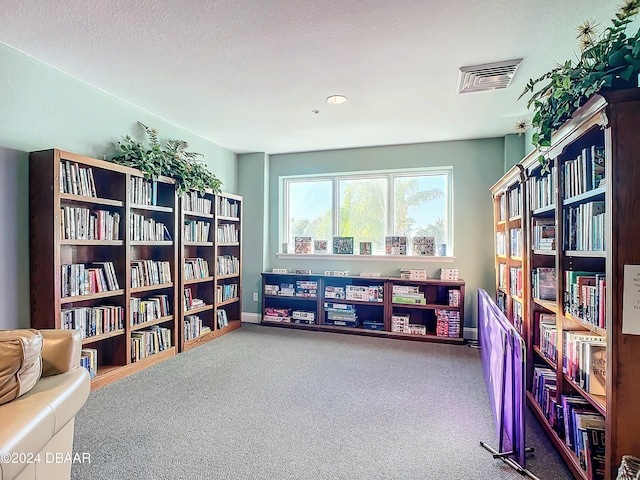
left=281, top=166, right=453, bottom=256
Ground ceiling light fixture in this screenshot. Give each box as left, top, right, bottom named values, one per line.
left=326, top=95, right=348, bottom=105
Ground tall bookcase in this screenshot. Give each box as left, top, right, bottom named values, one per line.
left=490, top=164, right=527, bottom=337
left=30, top=149, right=179, bottom=389
left=491, top=91, right=640, bottom=480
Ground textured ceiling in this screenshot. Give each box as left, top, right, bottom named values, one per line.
left=0, top=0, right=623, bottom=154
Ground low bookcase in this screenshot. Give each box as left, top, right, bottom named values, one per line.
left=261, top=273, right=465, bottom=343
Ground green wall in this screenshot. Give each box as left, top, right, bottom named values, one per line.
left=239, top=139, right=506, bottom=336
left=0, top=42, right=237, bottom=329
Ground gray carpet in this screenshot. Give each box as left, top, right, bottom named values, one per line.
left=71, top=324, right=572, bottom=480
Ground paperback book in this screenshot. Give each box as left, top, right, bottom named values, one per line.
left=294, top=237, right=312, bottom=254
left=412, top=236, right=435, bottom=256
left=314, top=240, right=328, bottom=254
left=385, top=236, right=407, bottom=255
left=333, top=237, right=354, bottom=254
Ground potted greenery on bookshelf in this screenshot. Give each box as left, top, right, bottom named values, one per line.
left=110, top=121, right=222, bottom=195
left=518, top=0, right=640, bottom=170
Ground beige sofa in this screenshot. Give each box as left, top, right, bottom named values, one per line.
left=0, top=330, right=91, bottom=480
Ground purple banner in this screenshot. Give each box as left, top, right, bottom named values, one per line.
left=478, top=288, right=526, bottom=468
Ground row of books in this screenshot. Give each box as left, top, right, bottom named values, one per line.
left=61, top=305, right=124, bottom=339
left=183, top=314, right=211, bottom=341
left=532, top=218, right=556, bottom=251
left=184, top=258, right=210, bottom=280
left=60, top=207, right=120, bottom=240
left=131, top=326, right=172, bottom=362
left=563, top=330, right=606, bottom=395
left=131, top=260, right=172, bottom=288
left=510, top=266, right=523, bottom=297
left=532, top=267, right=557, bottom=302
left=497, top=193, right=507, bottom=222
left=217, top=223, right=238, bottom=243
left=562, top=145, right=605, bottom=199
left=512, top=298, right=523, bottom=336
left=130, top=295, right=171, bottom=326
left=184, top=287, right=205, bottom=311
left=216, top=283, right=238, bottom=303
left=440, top=268, right=459, bottom=280
left=184, top=220, right=211, bottom=243
left=436, top=310, right=460, bottom=338
left=399, top=269, right=427, bottom=280
left=216, top=309, right=229, bottom=328
left=448, top=290, right=461, bottom=307
left=508, top=185, right=522, bottom=218
left=392, top=285, right=425, bottom=305
left=130, top=213, right=169, bottom=241
left=60, top=161, right=97, bottom=198
left=80, top=348, right=98, bottom=378
left=531, top=366, right=606, bottom=478
left=216, top=197, right=239, bottom=218
left=538, top=313, right=557, bottom=364
left=130, top=177, right=157, bottom=206
left=564, top=271, right=606, bottom=329
left=495, top=231, right=506, bottom=256
left=529, top=165, right=556, bottom=211
left=564, top=201, right=605, bottom=251
left=61, top=262, right=119, bottom=297
left=216, top=255, right=239, bottom=276
left=293, top=236, right=440, bottom=256
left=498, top=263, right=507, bottom=290
left=182, top=191, right=212, bottom=214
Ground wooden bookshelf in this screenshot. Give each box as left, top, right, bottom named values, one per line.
left=493, top=90, right=640, bottom=479
left=261, top=273, right=464, bottom=343
left=29, top=149, right=179, bottom=389
left=178, top=190, right=243, bottom=350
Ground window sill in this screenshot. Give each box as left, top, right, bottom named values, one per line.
left=276, top=253, right=455, bottom=262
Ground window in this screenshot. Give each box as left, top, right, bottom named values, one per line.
left=283, top=168, right=452, bottom=255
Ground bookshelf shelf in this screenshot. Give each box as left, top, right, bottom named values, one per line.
left=217, top=297, right=239, bottom=307
left=130, top=240, right=173, bottom=246
left=130, top=315, right=175, bottom=332
left=184, top=304, right=214, bottom=315
left=216, top=215, right=239, bottom=222
left=60, top=290, right=125, bottom=304
left=131, top=283, right=174, bottom=294
left=183, top=210, right=214, bottom=219
left=81, top=329, right=125, bottom=345
left=533, top=345, right=557, bottom=370
left=217, top=273, right=240, bottom=280
left=130, top=204, right=173, bottom=213
left=493, top=91, right=640, bottom=479
left=60, top=240, right=124, bottom=246
left=184, top=241, right=214, bottom=247
left=184, top=276, right=214, bottom=285
left=30, top=149, right=179, bottom=389
left=59, top=193, right=124, bottom=208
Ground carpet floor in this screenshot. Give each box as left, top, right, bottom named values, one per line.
left=71, top=324, right=572, bottom=480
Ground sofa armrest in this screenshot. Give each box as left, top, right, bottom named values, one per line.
left=40, top=330, right=82, bottom=377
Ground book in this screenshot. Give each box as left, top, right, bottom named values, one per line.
left=333, top=237, right=354, bottom=254
left=313, top=240, right=328, bottom=254
left=359, top=241, right=372, bottom=255
left=585, top=427, right=606, bottom=480
left=385, top=236, right=407, bottom=255
left=294, top=236, right=312, bottom=254
left=412, top=236, right=435, bottom=256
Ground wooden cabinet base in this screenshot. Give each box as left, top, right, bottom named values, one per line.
left=90, top=347, right=177, bottom=390
left=261, top=320, right=466, bottom=344
left=182, top=320, right=242, bottom=352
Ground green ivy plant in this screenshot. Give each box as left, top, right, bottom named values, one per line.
left=519, top=0, right=640, bottom=170
left=111, top=121, right=223, bottom=195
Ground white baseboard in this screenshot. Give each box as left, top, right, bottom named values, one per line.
left=464, top=327, right=478, bottom=341
left=242, top=312, right=261, bottom=324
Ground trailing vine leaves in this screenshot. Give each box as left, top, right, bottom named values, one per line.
left=518, top=0, right=640, bottom=172
left=110, top=121, right=223, bottom=195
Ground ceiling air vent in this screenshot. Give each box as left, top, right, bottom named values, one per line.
left=457, top=59, right=523, bottom=94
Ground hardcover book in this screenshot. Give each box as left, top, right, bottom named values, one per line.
left=412, top=236, right=435, bottom=256
left=385, top=236, right=407, bottom=255
left=333, top=237, right=354, bottom=254
left=294, top=236, right=312, bottom=254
